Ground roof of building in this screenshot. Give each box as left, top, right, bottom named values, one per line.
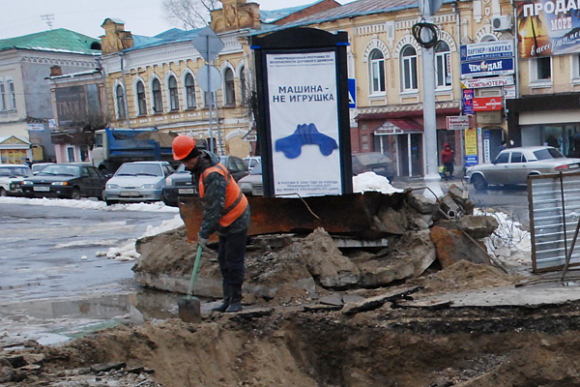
left=128, top=28, right=203, bottom=51
left=0, top=28, right=101, bottom=55
left=259, top=0, right=454, bottom=31
left=260, top=1, right=324, bottom=23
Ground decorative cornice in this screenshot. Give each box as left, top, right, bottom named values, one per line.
left=357, top=101, right=460, bottom=114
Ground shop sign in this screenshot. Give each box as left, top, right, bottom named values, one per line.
left=476, top=111, right=502, bottom=124
left=461, top=58, right=514, bottom=78
left=446, top=116, right=470, bottom=130
left=473, top=97, right=503, bottom=111
left=460, top=41, right=514, bottom=62
left=516, top=0, right=580, bottom=58
left=463, top=89, right=474, bottom=115
left=48, top=119, right=56, bottom=129
left=27, top=124, right=44, bottom=131
left=504, top=85, right=516, bottom=99
left=465, top=128, right=479, bottom=167
left=461, top=75, right=514, bottom=89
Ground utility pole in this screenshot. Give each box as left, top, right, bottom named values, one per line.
left=41, top=14, right=54, bottom=30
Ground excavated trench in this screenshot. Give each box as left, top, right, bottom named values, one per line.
left=21, top=300, right=580, bottom=387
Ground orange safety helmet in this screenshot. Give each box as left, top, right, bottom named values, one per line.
left=172, top=135, right=196, bottom=160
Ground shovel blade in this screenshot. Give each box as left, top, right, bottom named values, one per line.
left=178, top=297, right=201, bottom=323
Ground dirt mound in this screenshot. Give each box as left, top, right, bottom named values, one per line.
left=409, top=260, right=522, bottom=294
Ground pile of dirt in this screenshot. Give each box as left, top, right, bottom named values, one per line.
left=408, top=260, right=524, bottom=294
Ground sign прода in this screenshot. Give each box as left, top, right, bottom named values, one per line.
left=516, top=0, right=580, bottom=58
left=250, top=28, right=352, bottom=198
left=473, top=97, right=503, bottom=111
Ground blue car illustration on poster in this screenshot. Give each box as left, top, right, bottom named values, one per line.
left=275, top=123, right=338, bottom=159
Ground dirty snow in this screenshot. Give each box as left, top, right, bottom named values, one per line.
left=353, top=172, right=404, bottom=194
left=0, top=196, right=178, bottom=212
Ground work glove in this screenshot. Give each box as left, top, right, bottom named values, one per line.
left=197, top=235, right=209, bottom=249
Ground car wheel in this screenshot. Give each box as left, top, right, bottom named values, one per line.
left=0, top=187, right=6, bottom=197
left=98, top=190, right=106, bottom=201
left=106, top=200, right=117, bottom=206
left=472, top=174, right=488, bottom=191
left=71, top=188, right=81, bottom=200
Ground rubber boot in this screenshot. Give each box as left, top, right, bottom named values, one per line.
left=225, top=284, right=242, bottom=313
left=211, top=283, right=231, bottom=313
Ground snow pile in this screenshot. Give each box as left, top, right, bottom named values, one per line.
left=0, top=197, right=178, bottom=213
left=100, top=214, right=184, bottom=261
left=475, top=208, right=532, bottom=268
left=353, top=172, right=403, bottom=195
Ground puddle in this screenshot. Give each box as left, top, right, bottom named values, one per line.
left=0, top=289, right=219, bottom=348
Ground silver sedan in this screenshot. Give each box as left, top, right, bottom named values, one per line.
left=465, top=146, right=580, bottom=190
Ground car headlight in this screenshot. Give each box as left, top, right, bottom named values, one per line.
left=141, top=184, right=157, bottom=189
left=22, top=181, right=33, bottom=185
left=52, top=182, right=68, bottom=186
left=106, top=184, right=119, bottom=189
left=165, top=177, right=173, bottom=186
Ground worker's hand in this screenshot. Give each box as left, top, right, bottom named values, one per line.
left=197, top=235, right=209, bottom=249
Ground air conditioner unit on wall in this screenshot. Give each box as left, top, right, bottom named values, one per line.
left=492, top=15, right=512, bottom=31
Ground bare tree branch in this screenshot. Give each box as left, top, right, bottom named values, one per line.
left=163, top=0, right=221, bottom=30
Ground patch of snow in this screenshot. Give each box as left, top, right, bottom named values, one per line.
left=0, top=197, right=178, bottom=212
left=353, top=172, right=404, bottom=195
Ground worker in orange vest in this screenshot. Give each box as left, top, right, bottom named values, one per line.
left=172, top=136, right=250, bottom=313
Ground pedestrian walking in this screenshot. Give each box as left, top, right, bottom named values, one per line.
left=23, top=158, right=32, bottom=168
left=172, top=136, right=250, bottom=313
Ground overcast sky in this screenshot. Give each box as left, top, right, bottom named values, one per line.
left=1, top=0, right=350, bottom=40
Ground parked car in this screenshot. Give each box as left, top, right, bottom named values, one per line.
left=465, top=146, right=580, bottom=191
left=238, top=163, right=263, bottom=196
left=352, top=152, right=396, bottom=181
left=162, top=155, right=249, bottom=207
left=104, top=161, right=174, bottom=205
left=31, top=162, right=54, bottom=175
left=0, top=164, right=32, bottom=197
left=243, top=156, right=261, bottom=172
left=21, top=163, right=108, bottom=200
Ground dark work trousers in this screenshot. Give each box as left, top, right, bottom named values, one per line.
left=217, top=228, right=248, bottom=287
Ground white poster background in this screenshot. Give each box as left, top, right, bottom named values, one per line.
left=266, top=52, right=342, bottom=197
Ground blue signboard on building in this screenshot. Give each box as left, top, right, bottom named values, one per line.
left=460, top=41, right=514, bottom=62
left=348, top=78, right=356, bottom=108
left=461, top=57, right=514, bottom=78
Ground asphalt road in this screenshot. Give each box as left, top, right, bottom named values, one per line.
left=0, top=202, right=177, bottom=302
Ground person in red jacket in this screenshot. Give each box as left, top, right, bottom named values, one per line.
left=441, top=143, right=454, bottom=180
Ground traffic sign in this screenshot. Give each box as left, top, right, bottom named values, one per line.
left=192, top=27, right=225, bottom=62
left=197, top=65, right=222, bottom=92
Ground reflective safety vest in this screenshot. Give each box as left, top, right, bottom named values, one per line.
left=199, top=162, right=248, bottom=227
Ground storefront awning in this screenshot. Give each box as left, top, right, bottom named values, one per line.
left=374, top=119, right=422, bottom=135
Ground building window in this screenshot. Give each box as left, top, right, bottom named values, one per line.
left=435, top=42, right=452, bottom=88
left=369, top=49, right=386, bottom=94
left=152, top=78, right=163, bottom=113
left=168, top=76, right=179, bottom=111
left=224, top=68, right=235, bottom=106
left=67, top=147, right=76, bottom=162
left=8, top=81, right=15, bottom=110
left=536, top=57, right=551, bottom=80
left=185, top=73, right=196, bottom=108
left=0, top=83, right=5, bottom=111
left=137, top=81, right=147, bottom=115
left=401, top=45, right=418, bottom=92
left=116, top=84, right=126, bottom=119
left=239, top=67, right=248, bottom=104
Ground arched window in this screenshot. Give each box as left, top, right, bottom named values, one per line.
left=137, top=81, right=147, bottom=115
left=152, top=78, right=162, bottom=113
left=168, top=76, right=179, bottom=111
left=239, top=67, right=247, bottom=104
left=369, top=49, right=386, bottom=94
left=8, top=81, right=16, bottom=110
left=185, top=73, right=196, bottom=108
left=0, top=83, right=5, bottom=111
left=224, top=68, right=235, bottom=106
left=116, top=84, right=126, bottom=118
left=401, top=45, right=418, bottom=92
left=435, top=42, right=451, bottom=88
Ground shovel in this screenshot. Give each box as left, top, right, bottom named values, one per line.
left=178, top=244, right=203, bottom=323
